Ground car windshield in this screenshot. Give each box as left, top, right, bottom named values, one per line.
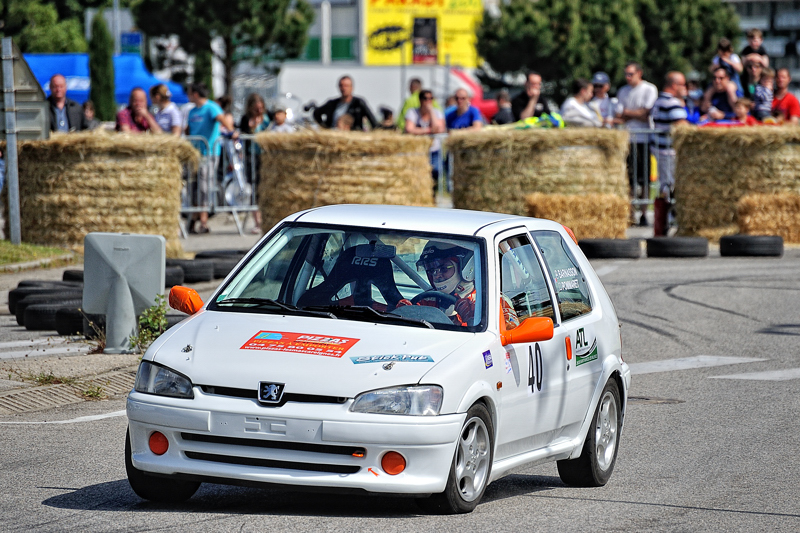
left=210, top=224, right=485, bottom=331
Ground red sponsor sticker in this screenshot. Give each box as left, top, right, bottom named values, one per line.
left=240, top=331, right=359, bottom=358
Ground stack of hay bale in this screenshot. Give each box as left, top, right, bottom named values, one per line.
left=255, top=130, right=435, bottom=229
left=673, top=126, right=800, bottom=243
left=8, top=131, right=198, bottom=257
left=446, top=129, right=630, bottom=239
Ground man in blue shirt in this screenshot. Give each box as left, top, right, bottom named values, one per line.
left=445, top=89, right=483, bottom=131
left=185, top=83, right=234, bottom=233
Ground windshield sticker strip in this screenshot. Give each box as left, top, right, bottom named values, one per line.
left=241, top=331, right=360, bottom=358
left=350, top=355, right=434, bottom=364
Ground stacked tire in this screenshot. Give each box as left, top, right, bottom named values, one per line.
left=8, top=280, right=86, bottom=333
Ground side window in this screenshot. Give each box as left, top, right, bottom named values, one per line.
left=532, top=231, right=592, bottom=320
left=498, top=235, right=554, bottom=328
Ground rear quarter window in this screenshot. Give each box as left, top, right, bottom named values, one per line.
left=532, top=231, right=592, bottom=321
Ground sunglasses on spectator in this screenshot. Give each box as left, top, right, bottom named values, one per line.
left=421, top=96, right=433, bottom=101
left=456, top=96, right=469, bottom=100
left=713, top=76, right=727, bottom=80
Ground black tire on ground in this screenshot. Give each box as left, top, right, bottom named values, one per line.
left=417, top=402, right=494, bottom=514
left=55, top=307, right=86, bottom=336
left=165, top=259, right=214, bottom=283
left=125, top=429, right=200, bottom=502
left=211, top=257, right=240, bottom=279
left=165, top=265, right=184, bottom=288
left=646, top=237, right=709, bottom=258
left=719, top=235, right=783, bottom=257
left=9, top=286, right=82, bottom=314
left=24, top=300, right=83, bottom=331
left=62, top=269, right=84, bottom=282
left=557, top=379, right=622, bottom=487
left=15, top=291, right=84, bottom=327
left=16, top=280, right=82, bottom=289
left=83, top=314, right=105, bottom=339
left=194, top=249, right=248, bottom=260
left=578, top=239, right=642, bottom=259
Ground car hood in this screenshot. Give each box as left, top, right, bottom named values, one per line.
left=151, top=310, right=475, bottom=398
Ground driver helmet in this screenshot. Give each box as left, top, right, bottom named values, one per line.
left=416, top=241, right=474, bottom=296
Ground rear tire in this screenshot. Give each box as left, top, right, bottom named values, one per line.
left=125, top=430, right=199, bottom=503
left=557, top=380, right=621, bottom=487
left=417, top=403, right=493, bottom=514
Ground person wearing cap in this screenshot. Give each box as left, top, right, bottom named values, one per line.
left=150, top=84, right=182, bottom=136
left=590, top=71, right=616, bottom=127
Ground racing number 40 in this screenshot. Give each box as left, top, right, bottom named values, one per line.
left=528, top=344, right=543, bottom=393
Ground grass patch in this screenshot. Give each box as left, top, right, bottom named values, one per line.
left=79, top=385, right=106, bottom=400
left=28, top=371, right=77, bottom=386
left=0, top=241, right=72, bottom=266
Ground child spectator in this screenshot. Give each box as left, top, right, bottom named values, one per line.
left=269, top=107, right=295, bottom=133
left=733, top=98, right=759, bottom=125
left=82, top=100, right=100, bottom=130
left=710, top=38, right=743, bottom=94
left=754, top=67, right=774, bottom=121
left=493, top=90, right=514, bottom=124
left=741, top=28, right=769, bottom=68
left=336, top=113, right=355, bottom=130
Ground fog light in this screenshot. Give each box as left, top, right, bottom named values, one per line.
left=381, top=451, right=406, bottom=475
left=149, top=431, right=169, bottom=455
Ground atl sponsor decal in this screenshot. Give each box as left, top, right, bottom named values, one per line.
left=241, top=331, right=359, bottom=358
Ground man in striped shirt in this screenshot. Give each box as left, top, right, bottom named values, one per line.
left=651, top=72, right=689, bottom=236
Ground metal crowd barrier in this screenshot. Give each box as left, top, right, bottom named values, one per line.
left=181, top=134, right=260, bottom=238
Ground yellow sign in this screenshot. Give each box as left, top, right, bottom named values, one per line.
left=364, top=0, right=483, bottom=67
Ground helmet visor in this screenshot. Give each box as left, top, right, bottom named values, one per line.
left=420, top=258, right=457, bottom=283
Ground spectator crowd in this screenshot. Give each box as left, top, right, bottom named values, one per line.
left=42, top=28, right=800, bottom=237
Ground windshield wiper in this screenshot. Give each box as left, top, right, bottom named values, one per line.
left=303, top=305, right=434, bottom=329
left=215, top=298, right=336, bottom=319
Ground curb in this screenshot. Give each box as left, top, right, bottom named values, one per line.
left=0, top=254, right=77, bottom=274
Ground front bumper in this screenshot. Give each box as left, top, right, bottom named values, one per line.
left=126, top=389, right=465, bottom=494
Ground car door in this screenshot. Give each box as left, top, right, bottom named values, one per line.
left=531, top=230, right=603, bottom=436
left=494, top=231, right=569, bottom=460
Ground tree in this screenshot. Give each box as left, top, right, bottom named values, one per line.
left=477, top=0, right=645, bottom=98
left=477, top=0, right=739, bottom=94
left=89, top=10, right=116, bottom=121
left=131, top=0, right=314, bottom=95
left=0, top=0, right=87, bottom=53
left=635, top=0, right=740, bottom=85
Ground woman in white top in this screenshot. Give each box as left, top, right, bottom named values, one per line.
left=560, top=78, right=603, bottom=127
left=405, top=89, right=446, bottom=193
left=149, top=84, right=182, bottom=136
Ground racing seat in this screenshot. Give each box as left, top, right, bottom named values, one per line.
left=296, top=244, right=403, bottom=310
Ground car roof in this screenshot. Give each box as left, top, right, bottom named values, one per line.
left=290, top=204, right=540, bottom=236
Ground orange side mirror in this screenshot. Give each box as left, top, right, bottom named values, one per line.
left=499, top=306, right=554, bottom=346
left=169, top=286, right=204, bottom=315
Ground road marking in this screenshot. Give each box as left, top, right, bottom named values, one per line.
left=0, top=345, right=92, bottom=360
left=0, top=409, right=126, bottom=424
left=628, top=356, right=766, bottom=375
left=709, top=368, right=800, bottom=381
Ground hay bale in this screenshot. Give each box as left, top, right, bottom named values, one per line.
left=525, top=193, right=629, bottom=239
left=7, top=131, right=198, bottom=256
left=255, top=130, right=435, bottom=228
left=446, top=128, right=629, bottom=215
left=673, top=126, right=800, bottom=240
left=738, top=192, right=800, bottom=243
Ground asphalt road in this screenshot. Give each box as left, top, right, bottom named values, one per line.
left=1, top=249, right=799, bottom=532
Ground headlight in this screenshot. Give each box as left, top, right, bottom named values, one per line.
left=350, top=385, right=442, bottom=416
left=134, top=361, right=194, bottom=399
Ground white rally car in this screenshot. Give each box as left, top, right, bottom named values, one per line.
left=126, top=205, right=630, bottom=513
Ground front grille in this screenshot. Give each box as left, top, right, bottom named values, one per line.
left=198, top=385, right=348, bottom=407
left=181, top=432, right=365, bottom=457
left=184, top=451, right=360, bottom=474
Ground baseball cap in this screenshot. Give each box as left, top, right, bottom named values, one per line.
left=592, top=72, right=610, bottom=85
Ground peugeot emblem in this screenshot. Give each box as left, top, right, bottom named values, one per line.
left=258, top=382, right=286, bottom=404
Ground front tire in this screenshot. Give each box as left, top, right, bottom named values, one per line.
left=557, top=379, right=621, bottom=487
left=125, top=429, right=200, bottom=503
left=418, top=403, right=494, bottom=514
